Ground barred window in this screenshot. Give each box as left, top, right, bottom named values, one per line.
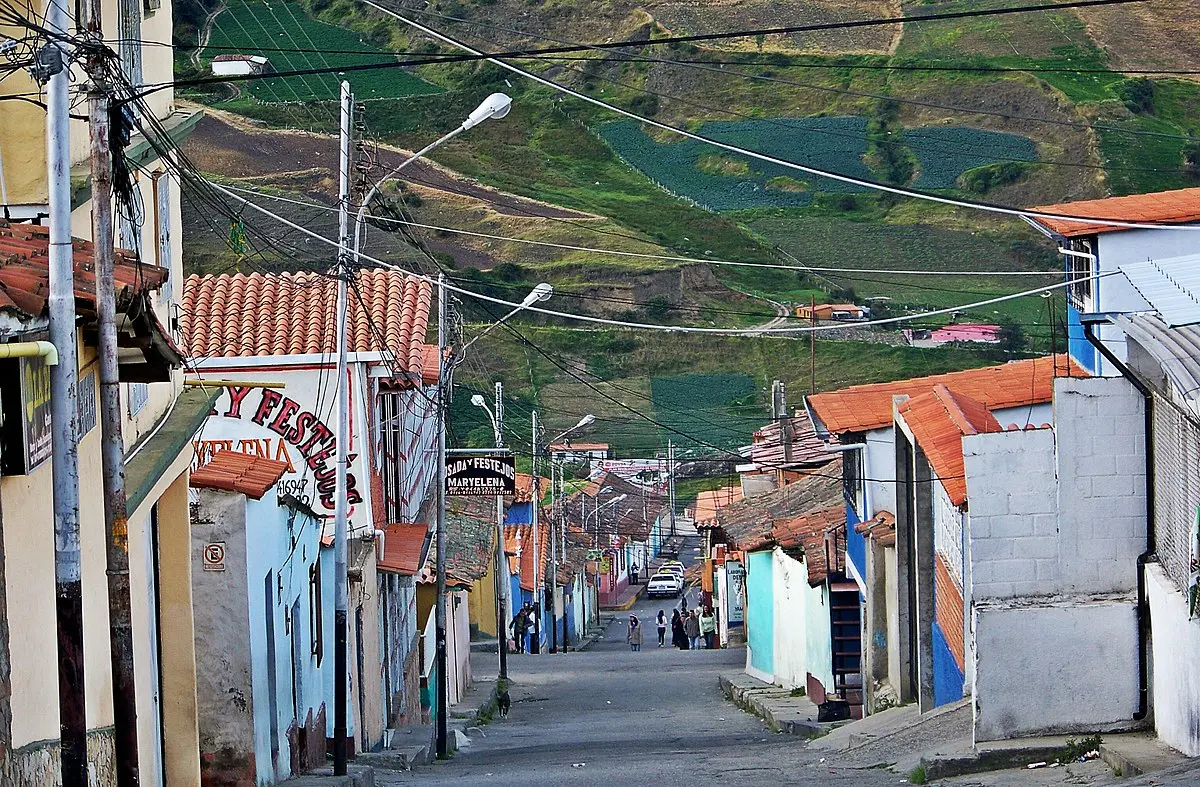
left=1152, top=399, right=1200, bottom=592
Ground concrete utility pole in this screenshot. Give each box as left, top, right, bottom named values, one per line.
left=435, top=273, right=450, bottom=757
left=493, top=382, right=508, bottom=680
left=530, top=410, right=542, bottom=654
left=84, top=10, right=140, bottom=780
left=332, top=81, right=354, bottom=776
left=667, top=440, right=676, bottom=537
left=43, top=2, right=86, bottom=780
left=548, top=447, right=559, bottom=653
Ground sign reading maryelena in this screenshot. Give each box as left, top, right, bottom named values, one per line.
left=445, top=455, right=516, bottom=496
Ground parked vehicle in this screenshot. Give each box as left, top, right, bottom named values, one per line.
left=646, top=572, right=683, bottom=598
left=661, top=562, right=685, bottom=579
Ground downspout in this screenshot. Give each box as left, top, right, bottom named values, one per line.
left=1083, top=322, right=1152, bottom=721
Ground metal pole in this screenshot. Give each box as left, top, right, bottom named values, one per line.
left=332, top=80, right=353, bottom=777
left=85, top=15, right=139, bottom=779
left=45, top=1, right=86, bottom=780
left=493, top=382, right=507, bottom=680
left=668, top=440, right=676, bottom=538
left=560, top=461, right=568, bottom=649
left=435, top=273, right=449, bottom=758
left=549, top=454, right=558, bottom=653
left=530, top=410, right=541, bottom=654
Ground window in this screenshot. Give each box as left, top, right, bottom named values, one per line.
left=128, top=383, right=149, bottom=417
left=1065, top=237, right=1096, bottom=311
left=153, top=172, right=172, bottom=301
left=842, top=439, right=866, bottom=517
left=310, top=558, right=323, bottom=664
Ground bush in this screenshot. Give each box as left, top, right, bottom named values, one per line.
left=958, top=161, right=1035, bottom=195
left=1184, top=139, right=1200, bottom=177
left=1116, top=78, right=1155, bottom=114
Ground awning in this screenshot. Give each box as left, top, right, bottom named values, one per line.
left=126, top=388, right=219, bottom=514
left=1119, top=254, right=1200, bottom=327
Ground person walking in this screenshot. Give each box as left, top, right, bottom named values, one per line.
left=671, top=609, right=688, bottom=650
left=510, top=606, right=529, bottom=654
left=656, top=610, right=667, bottom=647
left=679, top=593, right=689, bottom=614
left=684, top=609, right=702, bottom=650
left=626, top=614, right=643, bottom=652
left=699, top=606, right=717, bottom=650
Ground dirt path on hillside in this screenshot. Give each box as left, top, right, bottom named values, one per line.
left=183, top=105, right=595, bottom=220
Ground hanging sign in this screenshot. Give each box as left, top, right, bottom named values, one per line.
left=445, top=454, right=516, bottom=496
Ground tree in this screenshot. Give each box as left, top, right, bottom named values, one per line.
left=996, top=318, right=1026, bottom=354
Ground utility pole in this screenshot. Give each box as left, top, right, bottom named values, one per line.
left=43, top=3, right=86, bottom=781
left=84, top=6, right=139, bottom=778
left=435, top=273, right=450, bottom=757
left=493, top=381, right=508, bottom=680
left=810, top=295, right=817, bottom=396
left=332, top=81, right=354, bottom=776
left=530, top=410, right=541, bottom=655
left=559, top=462, right=568, bottom=650
left=667, top=440, right=676, bottom=538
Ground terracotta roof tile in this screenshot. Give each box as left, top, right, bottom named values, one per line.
left=190, top=449, right=289, bottom=499
left=692, top=485, right=743, bottom=527
left=855, top=510, right=896, bottom=545
left=897, top=385, right=1001, bottom=507
left=0, top=221, right=168, bottom=326
left=1030, top=186, right=1200, bottom=237
left=181, top=270, right=433, bottom=380
left=377, top=523, right=429, bottom=575
left=772, top=505, right=847, bottom=587
left=717, top=461, right=842, bottom=550
left=808, top=355, right=1080, bottom=435
left=749, top=411, right=833, bottom=471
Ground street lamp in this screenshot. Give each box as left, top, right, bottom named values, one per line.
left=334, top=89, right=514, bottom=773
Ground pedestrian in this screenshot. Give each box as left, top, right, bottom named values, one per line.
left=511, top=607, right=529, bottom=654
left=626, top=614, right=643, bottom=652
left=684, top=609, right=701, bottom=650
left=656, top=610, right=667, bottom=647
left=679, top=593, right=688, bottom=614
left=671, top=609, right=688, bottom=650
left=699, top=606, right=717, bottom=650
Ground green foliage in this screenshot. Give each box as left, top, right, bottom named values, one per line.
left=1185, top=140, right=1200, bottom=178
left=643, top=295, right=672, bottom=319
left=958, top=161, right=1037, bottom=195
left=1055, top=734, right=1103, bottom=765
left=200, top=0, right=441, bottom=102
left=865, top=98, right=916, bottom=188
left=996, top=318, right=1026, bottom=354
left=650, top=373, right=763, bottom=453
left=907, top=763, right=928, bottom=785
left=1097, top=115, right=1193, bottom=195
left=905, top=128, right=1037, bottom=190
left=1116, top=78, right=1156, bottom=115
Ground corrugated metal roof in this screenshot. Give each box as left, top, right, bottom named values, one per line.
left=1119, top=254, right=1200, bottom=328
left=1113, top=313, right=1200, bottom=420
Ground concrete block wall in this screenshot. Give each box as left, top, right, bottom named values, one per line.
left=962, top=376, right=1146, bottom=601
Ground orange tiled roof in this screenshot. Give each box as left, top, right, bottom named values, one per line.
left=897, top=385, right=1001, bottom=507
left=855, top=510, right=896, bottom=547
left=181, top=270, right=434, bottom=380
left=190, top=450, right=289, bottom=499
left=0, top=221, right=168, bottom=325
left=1029, top=186, right=1200, bottom=238
left=377, top=523, right=428, bottom=575
left=519, top=520, right=551, bottom=592
left=770, top=505, right=847, bottom=587
left=692, top=485, right=743, bottom=526
left=808, top=355, right=1079, bottom=435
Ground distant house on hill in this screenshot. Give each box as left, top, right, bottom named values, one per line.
left=548, top=442, right=610, bottom=464
left=904, top=324, right=1001, bottom=348
left=795, top=303, right=869, bottom=322
left=211, top=54, right=270, bottom=76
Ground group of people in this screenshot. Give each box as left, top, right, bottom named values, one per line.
left=627, top=597, right=716, bottom=651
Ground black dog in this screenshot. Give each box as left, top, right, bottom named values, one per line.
left=497, top=690, right=511, bottom=719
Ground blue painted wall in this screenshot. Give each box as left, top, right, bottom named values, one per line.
left=1067, top=304, right=1097, bottom=374
left=746, top=550, right=775, bottom=677
left=845, top=496, right=867, bottom=582
left=932, top=621, right=965, bottom=707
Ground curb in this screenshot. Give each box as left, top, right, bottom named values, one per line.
left=719, top=674, right=830, bottom=738
left=279, top=764, right=375, bottom=786
left=921, top=745, right=1069, bottom=781
left=601, top=586, right=645, bottom=612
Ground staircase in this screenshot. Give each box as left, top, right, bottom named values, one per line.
left=830, top=587, right=864, bottom=720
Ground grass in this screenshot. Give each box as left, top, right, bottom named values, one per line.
left=674, top=476, right=739, bottom=508
left=200, top=0, right=440, bottom=102
left=907, top=762, right=928, bottom=785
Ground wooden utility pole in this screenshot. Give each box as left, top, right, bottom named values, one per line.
left=84, top=10, right=140, bottom=781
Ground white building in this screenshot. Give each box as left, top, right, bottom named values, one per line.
left=211, top=54, right=271, bottom=76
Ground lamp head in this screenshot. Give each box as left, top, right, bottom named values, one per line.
left=463, top=92, right=513, bottom=130
left=614, top=494, right=628, bottom=503
left=470, top=394, right=486, bottom=407
left=520, top=282, right=554, bottom=308
left=575, top=414, right=596, bottom=429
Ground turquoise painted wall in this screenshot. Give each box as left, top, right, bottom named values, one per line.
left=746, top=550, right=775, bottom=676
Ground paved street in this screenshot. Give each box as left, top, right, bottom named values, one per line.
left=387, top=578, right=903, bottom=786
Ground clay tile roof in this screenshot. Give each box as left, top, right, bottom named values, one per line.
left=771, top=505, right=847, bottom=587
left=377, top=523, right=429, bottom=575
left=0, top=221, right=167, bottom=326
left=692, top=485, right=744, bottom=527
left=1029, top=186, right=1200, bottom=238
left=855, top=510, right=896, bottom=546
left=180, top=270, right=433, bottom=379
left=519, top=520, right=551, bottom=592
left=420, top=496, right=496, bottom=585
left=897, top=385, right=1001, bottom=507
left=513, top=473, right=549, bottom=504
left=808, top=355, right=1081, bottom=435
left=717, top=459, right=842, bottom=551
left=749, top=411, right=833, bottom=471
left=190, top=450, right=289, bottom=499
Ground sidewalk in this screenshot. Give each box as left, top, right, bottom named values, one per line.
left=601, top=551, right=683, bottom=611
left=719, top=671, right=834, bottom=737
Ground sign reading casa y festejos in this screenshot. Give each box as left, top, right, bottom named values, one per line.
left=445, top=455, right=515, bottom=496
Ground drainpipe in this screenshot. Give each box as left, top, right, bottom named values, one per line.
left=0, top=340, right=59, bottom=365
left=1083, top=322, right=1152, bottom=721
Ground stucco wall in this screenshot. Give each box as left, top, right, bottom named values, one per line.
left=744, top=551, right=775, bottom=682
left=770, top=549, right=809, bottom=691
left=1146, top=563, right=1200, bottom=756
left=973, top=599, right=1138, bottom=741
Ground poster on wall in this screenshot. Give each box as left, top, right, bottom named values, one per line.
left=726, top=560, right=745, bottom=625
left=1189, top=507, right=1199, bottom=619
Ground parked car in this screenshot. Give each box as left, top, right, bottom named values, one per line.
left=646, top=572, right=683, bottom=598
left=661, top=562, right=685, bottom=579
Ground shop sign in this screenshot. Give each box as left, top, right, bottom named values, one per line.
left=445, top=454, right=515, bottom=496
left=726, top=560, right=746, bottom=624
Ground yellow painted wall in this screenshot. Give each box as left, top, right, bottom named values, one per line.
left=469, top=561, right=499, bottom=639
